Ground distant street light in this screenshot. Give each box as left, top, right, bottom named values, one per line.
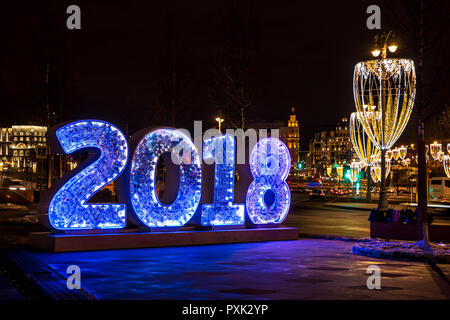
left=215, top=117, right=224, bottom=133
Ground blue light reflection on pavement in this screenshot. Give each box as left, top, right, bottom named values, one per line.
left=28, top=239, right=448, bottom=300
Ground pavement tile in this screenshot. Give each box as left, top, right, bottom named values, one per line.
left=16, top=239, right=450, bottom=300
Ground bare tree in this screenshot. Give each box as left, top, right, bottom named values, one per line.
left=209, top=0, right=259, bottom=130
left=31, top=0, right=67, bottom=187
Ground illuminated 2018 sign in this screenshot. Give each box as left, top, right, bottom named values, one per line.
left=40, top=120, right=291, bottom=231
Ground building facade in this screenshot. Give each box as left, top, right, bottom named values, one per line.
left=307, top=117, right=352, bottom=175
left=279, top=107, right=300, bottom=165
left=0, top=125, right=47, bottom=171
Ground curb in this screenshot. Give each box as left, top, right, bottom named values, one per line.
left=298, top=233, right=371, bottom=242
left=323, top=203, right=375, bottom=211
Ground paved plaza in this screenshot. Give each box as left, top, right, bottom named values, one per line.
left=6, top=238, right=448, bottom=300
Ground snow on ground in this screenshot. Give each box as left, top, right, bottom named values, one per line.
left=353, top=239, right=450, bottom=263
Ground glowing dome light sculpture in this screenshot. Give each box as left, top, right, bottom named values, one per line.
left=354, top=58, right=415, bottom=210
left=326, top=167, right=332, bottom=177
left=401, top=158, right=411, bottom=167
left=399, top=145, right=407, bottom=160
left=370, top=157, right=391, bottom=183
left=444, top=155, right=450, bottom=178
left=350, top=112, right=380, bottom=167
left=353, top=59, right=416, bottom=150
left=392, top=148, right=400, bottom=161
left=386, top=149, right=393, bottom=161
left=349, top=161, right=361, bottom=183
left=336, top=166, right=344, bottom=179
left=430, top=141, right=442, bottom=160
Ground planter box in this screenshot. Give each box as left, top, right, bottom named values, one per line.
left=371, top=222, right=450, bottom=243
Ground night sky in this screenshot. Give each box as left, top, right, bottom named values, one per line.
left=1, top=0, right=449, bottom=148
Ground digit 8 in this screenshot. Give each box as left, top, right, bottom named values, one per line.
left=245, top=138, right=291, bottom=224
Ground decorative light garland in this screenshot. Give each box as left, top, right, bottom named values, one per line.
left=353, top=59, right=416, bottom=150
left=444, top=155, right=450, bottom=178
left=430, top=141, right=442, bottom=161
left=350, top=112, right=380, bottom=166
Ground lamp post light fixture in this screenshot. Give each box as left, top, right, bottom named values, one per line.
left=371, top=31, right=398, bottom=59
left=215, top=117, right=224, bottom=133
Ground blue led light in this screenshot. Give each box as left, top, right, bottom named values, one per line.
left=245, top=138, right=291, bottom=224
left=48, top=120, right=128, bottom=230
left=201, top=135, right=244, bottom=226
left=129, top=129, right=202, bottom=228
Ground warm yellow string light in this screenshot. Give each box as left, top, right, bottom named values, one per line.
left=430, top=141, right=442, bottom=160
left=350, top=112, right=380, bottom=166
left=444, top=155, right=450, bottom=178
left=370, top=157, right=391, bottom=183
left=353, top=59, right=416, bottom=150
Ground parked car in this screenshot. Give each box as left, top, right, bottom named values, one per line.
left=309, top=189, right=325, bottom=200
left=2, top=178, right=26, bottom=191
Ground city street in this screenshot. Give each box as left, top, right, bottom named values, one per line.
left=284, top=193, right=450, bottom=239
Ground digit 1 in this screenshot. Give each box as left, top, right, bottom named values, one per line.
left=201, top=134, right=244, bottom=226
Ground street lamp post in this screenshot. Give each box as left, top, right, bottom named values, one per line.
left=215, top=117, right=224, bottom=133
left=353, top=32, right=415, bottom=211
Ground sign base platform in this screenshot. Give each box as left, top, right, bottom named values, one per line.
left=28, top=227, right=299, bottom=252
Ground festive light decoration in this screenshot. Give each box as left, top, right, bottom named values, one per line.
left=444, top=155, right=450, bottom=178
left=371, top=157, right=391, bottom=183
left=392, top=148, right=400, bottom=161
left=326, top=167, right=332, bottom=177
left=48, top=120, right=128, bottom=230
left=401, top=158, right=411, bottom=167
left=349, top=112, right=380, bottom=166
left=386, top=149, right=393, bottom=161
left=129, top=128, right=202, bottom=228
left=414, top=154, right=429, bottom=164
left=201, top=135, right=245, bottom=226
left=430, top=141, right=442, bottom=160
left=447, top=143, right=450, bottom=155
left=42, top=120, right=293, bottom=232
left=399, top=146, right=407, bottom=159
left=336, top=166, right=344, bottom=179
left=246, top=138, right=291, bottom=224
left=353, top=59, right=416, bottom=151
left=437, top=151, right=445, bottom=162
left=349, top=161, right=361, bottom=183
